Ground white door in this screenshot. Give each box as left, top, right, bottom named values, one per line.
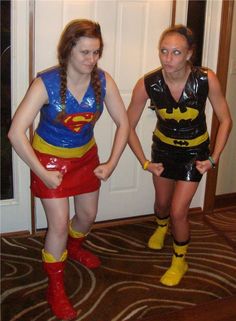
left=1, top=0, right=223, bottom=234
left=34, top=0, right=173, bottom=228
left=0, top=1, right=31, bottom=233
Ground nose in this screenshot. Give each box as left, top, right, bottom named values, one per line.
left=87, top=53, right=96, bottom=63
left=165, top=52, right=172, bottom=62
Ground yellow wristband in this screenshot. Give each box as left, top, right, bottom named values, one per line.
left=143, top=160, right=150, bottom=170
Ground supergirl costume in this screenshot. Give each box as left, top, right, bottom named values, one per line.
left=144, top=66, right=210, bottom=182
left=31, top=66, right=106, bottom=198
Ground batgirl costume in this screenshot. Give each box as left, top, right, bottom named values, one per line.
left=144, top=66, right=210, bottom=182
left=31, top=66, right=106, bottom=198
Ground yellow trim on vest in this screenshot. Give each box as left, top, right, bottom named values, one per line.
left=42, top=249, right=67, bottom=262
left=32, top=133, right=95, bottom=158
left=154, top=129, right=209, bottom=147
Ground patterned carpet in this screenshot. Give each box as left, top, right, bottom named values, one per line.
left=205, top=207, right=236, bottom=250
left=1, top=209, right=236, bottom=321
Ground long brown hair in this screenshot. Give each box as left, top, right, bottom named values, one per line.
left=57, top=19, right=104, bottom=120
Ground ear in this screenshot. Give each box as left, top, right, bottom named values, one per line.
left=187, top=49, right=193, bottom=61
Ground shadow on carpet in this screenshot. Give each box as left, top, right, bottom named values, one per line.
left=1, top=213, right=236, bottom=321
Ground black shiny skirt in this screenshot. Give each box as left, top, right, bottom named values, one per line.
left=151, top=136, right=210, bottom=182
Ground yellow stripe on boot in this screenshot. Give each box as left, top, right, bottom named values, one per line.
left=160, top=242, right=189, bottom=286
left=67, top=221, right=101, bottom=269
left=68, top=221, right=87, bottom=238
left=148, top=217, right=169, bottom=250
left=42, top=249, right=67, bottom=263
left=42, top=250, right=77, bottom=319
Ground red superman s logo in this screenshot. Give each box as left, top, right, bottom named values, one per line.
left=62, top=112, right=94, bottom=133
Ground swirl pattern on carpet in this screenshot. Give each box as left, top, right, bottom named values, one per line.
left=1, top=212, right=236, bottom=321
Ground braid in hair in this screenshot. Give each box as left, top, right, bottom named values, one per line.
left=91, top=64, right=102, bottom=124
left=56, top=64, right=67, bottom=122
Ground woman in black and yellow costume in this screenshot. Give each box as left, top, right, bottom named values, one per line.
left=8, top=19, right=129, bottom=320
left=127, top=25, right=232, bottom=287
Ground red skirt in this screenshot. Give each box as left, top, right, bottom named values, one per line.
left=31, top=145, right=101, bottom=198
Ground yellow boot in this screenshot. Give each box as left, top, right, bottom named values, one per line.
left=160, top=241, right=189, bottom=286
left=148, top=216, right=169, bottom=250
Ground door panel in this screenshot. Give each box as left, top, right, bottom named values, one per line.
left=34, top=0, right=172, bottom=228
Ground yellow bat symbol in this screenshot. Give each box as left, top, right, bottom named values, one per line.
left=158, top=107, right=199, bottom=122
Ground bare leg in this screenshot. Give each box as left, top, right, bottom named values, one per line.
left=71, top=189, right=100, bottom=233
left=41, top=198, right=77, bottom=319
left=148, top=176, right=175, bottom=249
left=160, top=180, right=199, bottom=286
left=41, top=197, right=70, bottom=261
left=67, top=190, right=101, bottom=269
left=153, top=175, right=175, bottom=217
left=170, top=180, right=199, bottom=242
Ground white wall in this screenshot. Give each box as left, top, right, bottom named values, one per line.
left=216, top=4, right=236, bottom=195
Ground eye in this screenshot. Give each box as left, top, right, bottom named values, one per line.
left=160, top=48, right=168, bottom=55
left=93, top=50, right=100, bottom=56
left=173, top=50, right=181, bottom=55
left=81, top=50, right=89, bottom=55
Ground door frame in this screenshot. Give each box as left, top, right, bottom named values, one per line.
left=203, top=0, right=234, bottom=213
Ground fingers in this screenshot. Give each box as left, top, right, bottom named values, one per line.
left=94, top=166, right=108, bottom=181
left=45, top=170, right=63, bottom=189
left=147, top=162, right=164, bottom=176
left=195, top=160, right=212, bottom=174
left=57, top=172, right=63, bottom=181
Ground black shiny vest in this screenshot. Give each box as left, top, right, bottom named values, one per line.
left=144, top=66, right=209, bottom=148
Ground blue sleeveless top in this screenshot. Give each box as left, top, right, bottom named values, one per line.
left=33, top=66, right=106, bottom=155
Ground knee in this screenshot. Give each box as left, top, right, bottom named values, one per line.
left=154, top=201, right=170, bottom=216
left=48, top=221, right=69, bottom=238
left=75, top=208, right=97, bottom=225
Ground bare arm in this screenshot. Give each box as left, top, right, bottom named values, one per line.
left=196, top=69, right=232, bottom=174
left=93, top=72, right=130, bottom=181
left=8, top=78, right=63, bottom=188
left=127, top=77, right=164, bottom=176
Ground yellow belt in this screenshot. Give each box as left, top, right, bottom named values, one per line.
left=32, top=133, right=95, bottom=158
left=154, top=129, right=209, bottom=147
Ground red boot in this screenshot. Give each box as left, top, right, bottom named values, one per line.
left=43, top=261, right=77, bottom=320
left=67, top=235, right=101, bottom=269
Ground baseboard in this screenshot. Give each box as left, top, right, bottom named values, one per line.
left=214, top=193, right=236, bottom=209
left=94, top=207, right=203, bottom=229
left=93, top=213, right=155, bottom=229
left=0, top=230, right=31, bottom=238
left=0, top=207, right=203, bottom=237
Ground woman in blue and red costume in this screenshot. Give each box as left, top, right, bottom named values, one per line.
left=8, top=19, right=129, bottom=320
left=127, top=25, right=232, bottom=287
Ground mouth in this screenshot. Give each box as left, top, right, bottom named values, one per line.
left=84, top=64, right=95, bottom=69
left=163, top=64, right=173, bottom=68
